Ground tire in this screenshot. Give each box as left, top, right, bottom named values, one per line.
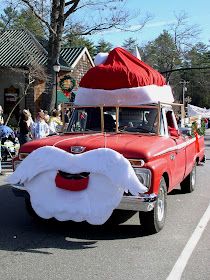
left=139, top=177, right=167, bottom=234
left=25, top=197, right=46, bottom=222
left=105, top=210, right=136, bottom=225
left=180, top=165, right=196, bottom=193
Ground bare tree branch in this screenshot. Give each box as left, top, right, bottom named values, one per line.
left=20, top=0, right=56, bottom=34
left=64, top=0, right=80, bottom=20
left=168, top=11, right=201, bottom=54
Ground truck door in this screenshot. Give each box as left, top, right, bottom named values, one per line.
left=165, top=110, right=186, bottom=187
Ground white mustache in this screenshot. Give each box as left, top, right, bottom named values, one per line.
left=8, top=147, right=147, bottom=224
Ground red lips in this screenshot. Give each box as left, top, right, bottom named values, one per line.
left=55, top=173, right=89, bottom=191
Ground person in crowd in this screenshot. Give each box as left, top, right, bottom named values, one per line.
left=64, top=108, right=70, bottom=124
left=25, top=109, right=34, bottom=127
left=0, top=106, right=4, bottom=125
left=0, top=105, right=4, bottom=175
left=31, top=111, right=49, bottom=139
left=18, top=110, right=32, bottom=146
left=48, top=109, right=63, bottom=134
left=79, top=110, right=87, bottom=131
left=44, top=110, right=50, bottom=123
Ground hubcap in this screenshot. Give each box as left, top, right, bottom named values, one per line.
left=191, top=167, right=196, bottom=187
left=157, top=187, right=165, bottom=222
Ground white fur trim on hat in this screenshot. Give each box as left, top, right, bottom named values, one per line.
left=94, top=52, right=109, bottom=66
left=74, top=85, right=174, bottom=106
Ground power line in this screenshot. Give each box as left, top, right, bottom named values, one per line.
left=161, top=66, right=210, bottom=74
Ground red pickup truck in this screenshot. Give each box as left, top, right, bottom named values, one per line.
left=10, top=102, right=205, bottom=234
left=9, top=47, right=206, bottom=233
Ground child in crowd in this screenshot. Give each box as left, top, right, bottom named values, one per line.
left=44, top=110, right=50, bottom=123
left=31, top=111, right=49, bottom=139
left=48, top=109, right=63, bottom=134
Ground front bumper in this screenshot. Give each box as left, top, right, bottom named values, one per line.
left=11, top=184, right=157, bottom=212
left=116, top=193, right=157, bottom=212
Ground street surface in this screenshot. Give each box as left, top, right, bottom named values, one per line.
left=0, top=132, right=210, bottom=280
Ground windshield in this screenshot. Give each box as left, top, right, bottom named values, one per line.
left=66, top=106, right=159, bottom=134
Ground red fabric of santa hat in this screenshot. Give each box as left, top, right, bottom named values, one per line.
left=75, top=47, right=174, bottom=106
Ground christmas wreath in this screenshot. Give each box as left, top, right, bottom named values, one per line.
left=59, top=75, right=76, bottom=98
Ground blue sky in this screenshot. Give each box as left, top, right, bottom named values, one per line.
left=0, top=0, right=209, bottom=47
left=87, top=0, right=210, bottom=47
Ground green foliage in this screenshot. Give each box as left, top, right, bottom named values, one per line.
left=0, top=6, right=45, bottom=40
left=180, top=43, right=210, bottom=107
left=191, top=120, right=206, bottom=136
left=63, top=34, right=96, bottom=57
left=122, top=37, right=138, bottom=53
left=95, top=39, right=113, bottom=55
left=16, top=9, right=45, bottom=40
left=0, top=6, right=19, bottom=29
left=142, top=31, right=181, bottom=73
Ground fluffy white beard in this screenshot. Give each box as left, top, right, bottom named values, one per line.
left=8, top=147, right=147, bottom=225
left=26, top=171, right=124, bottom=224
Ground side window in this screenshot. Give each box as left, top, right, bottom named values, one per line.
left=166, top=111, right=175, bottom=128
left=166, top=110, right=178, bottom=136
left=104, top=112, right=116, bottom=131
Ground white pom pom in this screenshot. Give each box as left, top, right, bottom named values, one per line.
left=94, top=52, right=109, bottom=66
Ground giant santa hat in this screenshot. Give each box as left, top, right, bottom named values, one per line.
left=75, top=47, right=174, bottom=106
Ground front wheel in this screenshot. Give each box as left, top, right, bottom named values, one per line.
left=25, top=197, right=40, bottom=219
left=180, top=165, right=196, bottom=193
left=105, top=210, right=136, bottom=225
left=139, top=177, right=167, bottom=234
left=24, top=197, right=50, bottom=223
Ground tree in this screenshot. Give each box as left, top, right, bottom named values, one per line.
left=95, top=39, right=113, bottom=55
left=180, top=43, right=210, bottom=107
left=168, top=12, right=201, bottom=55
left=122, top=37, right=138, bottom=53
left=142, top=31, right=181, bottom=82
left=16, top=8, right=45, bottom=40
left=12, top=0, right=148, bottom=112
left=62, top=33, right=95, bottom=57
left=0, top=5, right=45, bottom=40
left=0, top=6, right=19, bottom=31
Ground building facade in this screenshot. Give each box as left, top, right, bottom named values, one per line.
left=0, top=29, right=94, bottom=125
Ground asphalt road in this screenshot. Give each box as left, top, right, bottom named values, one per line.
left=0, top=133, right=210, bottom=280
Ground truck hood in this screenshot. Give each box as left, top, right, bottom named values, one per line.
left=20, top=133, right=175, bottom=161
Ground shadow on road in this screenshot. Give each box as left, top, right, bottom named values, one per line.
left=0, top=184, right=150, bottom=254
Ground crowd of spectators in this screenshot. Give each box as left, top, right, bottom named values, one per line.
left=17, top=108, right=68, bottom=146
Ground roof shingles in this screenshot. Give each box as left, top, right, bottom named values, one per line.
left=0, top=29, right=91, bottom=69
left=0, top=29, right=48, bottom=67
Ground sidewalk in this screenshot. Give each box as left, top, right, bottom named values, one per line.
left=0, top=160, right=13, bottom=185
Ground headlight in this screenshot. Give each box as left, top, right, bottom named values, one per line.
left=133, top=168, right=151, bottom=189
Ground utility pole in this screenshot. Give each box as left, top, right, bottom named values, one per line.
left=180, top=80, right=190, bottom=108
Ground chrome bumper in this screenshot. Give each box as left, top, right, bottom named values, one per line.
left=11, top=184, right=157, bottom=212
left=116, top=193, right=157, bottom=212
